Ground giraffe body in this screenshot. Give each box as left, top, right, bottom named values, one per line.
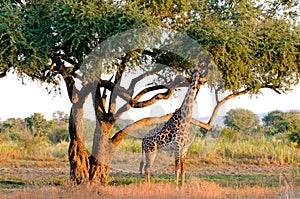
left=140, top=69, right=200, bottom=186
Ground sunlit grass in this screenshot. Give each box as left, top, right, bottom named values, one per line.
left=118, top=137, right=141, bottom=153
left=8, top=180, right=299, bottom=199
left=214, top=136, right=299, bottom=165
left=1, top=131, right=299, bottom=166
left=0, top=140, right=69, bottom=164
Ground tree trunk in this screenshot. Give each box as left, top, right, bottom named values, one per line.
left=88, top=121, right=116, bottom=184
left=68, top=101, right=117, bottom=185
left=89, top=155, right=111, bottom=184
left=68, top=104, right=90, bottom=184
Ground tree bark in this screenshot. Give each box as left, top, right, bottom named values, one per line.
left=89, top=155, right=111, bottom=184
left=68, top=104, right=90, bottom=184
left=88, top=120, right=116, bottom=184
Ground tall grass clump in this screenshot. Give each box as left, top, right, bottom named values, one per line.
left=214, top=135, right=299, bottom=165
left=118, top=137, right=141, bottom=153
left=0, top=141, right=21, bottom=161
left=0, top=127, right=70, bottom=161
left=48, top=140, right=69, bottom=159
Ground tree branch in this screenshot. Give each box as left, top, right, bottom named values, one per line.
left=113, top=75, right=187, bottom=120
left=0, top=69, right=7, bottom=78
left=190, top=118, right=212, bottom=130
left=207, top=88, right=251, bottom=126
left=133, top=85, right=169, bottom=101
left=111, top=88, right=252, bottom=146
left=110, top=113, right=174, bottom=146
left=264, top=84, right=282, bottom=94
left=129, top=87, right=175, bottom=108
left=92, top=82, right=105, bottom=121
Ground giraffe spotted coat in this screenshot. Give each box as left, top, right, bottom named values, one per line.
left=141, top=108, right=190, bottom=152
left=140, top=69, right=200, bottom=186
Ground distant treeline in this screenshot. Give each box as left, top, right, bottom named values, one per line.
left=1, top=108, right=300, bottom=148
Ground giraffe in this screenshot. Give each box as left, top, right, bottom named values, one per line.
left=139, top=69, right=201, bottom=186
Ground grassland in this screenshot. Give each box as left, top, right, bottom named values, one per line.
left=1, top=134, right=300, bottom=198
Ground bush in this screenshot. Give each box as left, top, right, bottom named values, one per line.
left=220, top=127, right=239, bottom=142
left=48, top=127, right=69, bottom=143
left=288, top=131, right=300, bottom=147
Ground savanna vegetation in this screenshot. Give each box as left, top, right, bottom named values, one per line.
left=1, top=109, right=300, bottom=197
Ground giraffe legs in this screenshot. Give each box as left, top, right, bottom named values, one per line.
left=175, top=156, right=180, bottom=187
left=181, top=154, right=186, bottom=186
left=175, top=151, right=187, bottom=186
left=144, top=151, right=157, bottom=183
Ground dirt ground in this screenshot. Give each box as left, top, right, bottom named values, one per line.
left=0, top=157, right=297, bottom=197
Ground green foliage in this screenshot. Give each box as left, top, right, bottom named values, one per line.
left=0, top=111, right=69, bottom=149
left=263, top=110, right=300, bottom=142
left=224, top=108, right=260, bottom=133
left=0, top=1, right=299, bottom=95
left=289, top=131, right=300, bottom=147
left=262, top=110, right=286, bottom=135
left=0, top=118, right=25, bottom=135
left=25, top=113, right=48, bottom=137
left=220, top=127, right=239, bottom=142
left=0, top=112, right=300, bottom=165
left=188, top=1, right=300, bottom=93
left=48, top=127, right=69, bottom=143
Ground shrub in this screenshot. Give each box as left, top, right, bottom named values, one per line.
left=288, top=131, right=300, bottom=147
left=48, top=127, right=69, bottom=143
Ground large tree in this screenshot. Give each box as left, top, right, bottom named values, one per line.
left=1, top=0, right=299, bottom=184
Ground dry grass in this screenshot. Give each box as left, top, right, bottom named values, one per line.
left=6, top=180, right=298, bottom=199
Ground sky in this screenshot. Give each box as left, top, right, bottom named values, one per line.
left=0, top=71, right=299, bottom=121
left=0, top=72, right=72, bottom=121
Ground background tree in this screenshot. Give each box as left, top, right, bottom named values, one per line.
left=1, top=0, right=299, bottom=184
left=48, top=111, right=69, bottom=143
left=263, top=110, right=287, bottom=135
left=0, top=118, right=26, bottom=140
left=263, top=110, right=300, bottom=137
left=25, top=113, right=48, bottom=137
left=224, top=108, right=260, bottom=133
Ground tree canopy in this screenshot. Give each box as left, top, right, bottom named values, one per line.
left=263, top=110, right=300, bottom=136
left=1, top=0, right=299, bottom=93
left=224, top=108, right=260, bottom=132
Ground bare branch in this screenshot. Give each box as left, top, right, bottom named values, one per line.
left=133, top=85, right=169, bottom=101
left=112, top=87, right=251, bottom=146
left=264, top=84, right=282, bottom=94
left=130, top=88, right=174, bottom=108
left=113, top=75, right=187, bottom=120
left=190, top=118, right=212, bottom=130
left=0, top=69, right=7, bottom=78
left=207, top=88, right=250, bottom=126
left=110, top=113, right=174, bottom=146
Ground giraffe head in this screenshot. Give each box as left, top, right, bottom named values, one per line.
left=192, top=69, right=201, bottom=90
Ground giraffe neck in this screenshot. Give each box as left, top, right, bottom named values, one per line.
left=179, top=79, right=197, bottom=126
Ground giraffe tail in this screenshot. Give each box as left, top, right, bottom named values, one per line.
left=139, top=146, right=144, bottom=175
